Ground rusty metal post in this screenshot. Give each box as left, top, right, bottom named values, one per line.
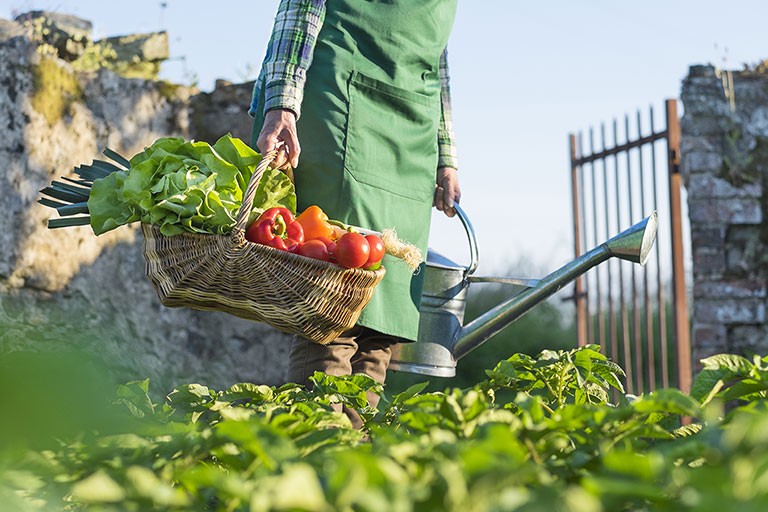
left=649, top=106, right=670, bottom=388
left=589, top=128, right=606, bottom=347
left=570, top=133, right=588, bottom=346
left=637, top=109, right=656, bottom=389
left=665, top=99, right=692, bottom=394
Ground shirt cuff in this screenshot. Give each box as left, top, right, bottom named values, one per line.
left=438, top=132, right=459, bottom=170
left=262, top=78, right=303, bottom=119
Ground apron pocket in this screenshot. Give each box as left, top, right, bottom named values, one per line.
left=343, top=71, right=439, bottom=202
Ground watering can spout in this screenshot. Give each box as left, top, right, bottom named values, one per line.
left=603, top=212, right=657, bottom=265
left=388, top=207, right=658, bottom=377
left=453, top=211, right=658, bottom=360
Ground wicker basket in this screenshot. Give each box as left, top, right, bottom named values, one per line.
left=141, top=149, right=386, bottom=345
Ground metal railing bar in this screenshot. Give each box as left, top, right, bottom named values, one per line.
left=638, top=108, right=656, bottom=389
left=613, top=118, right=633, bottom=394
left=573, top=130, right=667, bottom=166
left=589, top=127, right=606, bottom=347
left=625, top=114, right=643, bottom=394
left=649, top=105, right=670, bottom=388
left=601, top=123, right=619, bottom=367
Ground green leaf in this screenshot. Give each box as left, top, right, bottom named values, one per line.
left=219, top=382, right=274, bottom=404
left=71, top=471, right=126, bottom=503
left=692, top=369, right=729, bottom=402
left=88, top=171, right=140, bottom=235
left=167, top=384, right=214, bottom=413
left=125, top=465, right=190, bottom=506
left=391, top=381, right=429, bottom=405
left=85, top=134, right=296, bottom=236
left=115, top=379, right=156, bottom=418
left=103, top=148, right=131, bottom=168
left=48, top=216, right=91, bottom=228
left=720, top=379, right=768, bottom=402
left=75, top=162, right=114, bottom=180
left=673, top=423, right=703, bottom=438
left=700, top=354, right=753, bottom=372
left=631, top=388, right=701, bottom=417
left=250, top=463, right=329, bottom=511
left=38, top=197, right=68, bottom=209
left=56, top=201, right=89, bottom=216
left=40, top=185, right=88, bottom=204
left=602, top=450, right=663, bottom=480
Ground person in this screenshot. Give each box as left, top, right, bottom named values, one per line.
left=249, top=0, right=461, bottom=428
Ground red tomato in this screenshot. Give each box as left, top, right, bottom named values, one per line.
left=314, top=236, right=337, bottom=257
left=335, top=232, right=370, bottom=268
left=364, top=234, right=385, bottom=268
left=297, top=239, right=330, bottom=261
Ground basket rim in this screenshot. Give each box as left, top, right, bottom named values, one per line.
left=140, top=222, right=387, bottom=278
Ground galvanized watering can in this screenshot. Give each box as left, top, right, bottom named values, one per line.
left=388, top=205, right=658, bottom=377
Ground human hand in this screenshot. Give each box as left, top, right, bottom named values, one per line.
left=434, top=167, right=461, bottom=217
left=256, top=108, right=301, bottom=169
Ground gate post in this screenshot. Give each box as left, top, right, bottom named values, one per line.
left=665, top=99, right=692, bottom=393
left=569, top=134, right=588, bottom=346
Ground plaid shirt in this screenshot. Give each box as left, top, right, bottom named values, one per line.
left=250, top=0, right=458, bottom=170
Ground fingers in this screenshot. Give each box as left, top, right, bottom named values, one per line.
left=434, top=168, right=461, bottom=218
left=255, top=109, right=301, bottom=169
left=272, top=143, right=290, bottom=170
left=434, top=185, right=459, bottom=217
left=284, top=127, right=301, bottom=168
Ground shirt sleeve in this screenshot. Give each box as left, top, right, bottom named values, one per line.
left=437, top=48, right=459, bottom=170
left=249, top=0, right=326, bottom=119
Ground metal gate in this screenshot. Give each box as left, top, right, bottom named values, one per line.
left=568, top=99, right=691, bottom=394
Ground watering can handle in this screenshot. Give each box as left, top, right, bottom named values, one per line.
left=452, top=203, right=479, bottom=277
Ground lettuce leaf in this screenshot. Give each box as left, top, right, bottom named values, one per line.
left=87, top=134, right=295, bottom=236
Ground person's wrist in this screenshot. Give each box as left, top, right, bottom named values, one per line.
left=265, top=107, right=297, bottom=119
left=437, top=166, right=457, bottom=182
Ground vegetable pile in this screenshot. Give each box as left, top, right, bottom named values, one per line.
left=245, top=205, right=386, bottom=270
left=40, top=135, right=399, bottom=271
left=40, top=135, right=295, bottom=236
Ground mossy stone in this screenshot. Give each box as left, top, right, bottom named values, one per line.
left=30, top=57, right=82, bottom=126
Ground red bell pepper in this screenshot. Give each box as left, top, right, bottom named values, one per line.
left=245, top=207, right=304, bottom=252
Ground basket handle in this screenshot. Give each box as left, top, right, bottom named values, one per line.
left=233, top=148, right=279, bottom=233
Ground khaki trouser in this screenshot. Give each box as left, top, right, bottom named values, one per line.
left=287, top=326, right=397, bottom=429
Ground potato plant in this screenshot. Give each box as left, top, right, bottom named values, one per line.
left=3, top=346, right=768, bottom=511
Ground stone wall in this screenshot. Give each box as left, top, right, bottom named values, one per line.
left=0, top=13, right=289, bottom=396
left=680, top=63, right=768, bottom=364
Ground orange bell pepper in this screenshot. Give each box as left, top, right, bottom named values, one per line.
left=296, top=205, right=335, bottom=241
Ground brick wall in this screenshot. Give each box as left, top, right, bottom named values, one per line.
left=681, top=63, right=768, bottom=363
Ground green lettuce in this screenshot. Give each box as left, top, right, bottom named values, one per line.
left=87, top=134, right=295, bottom=236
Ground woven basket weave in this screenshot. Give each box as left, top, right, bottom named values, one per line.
left=141, top=149, right=386, bottom=345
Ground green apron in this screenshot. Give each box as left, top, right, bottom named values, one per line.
left=253, top=0, right=457, bottom=341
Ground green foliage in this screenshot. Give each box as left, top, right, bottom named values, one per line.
left=87, top=134, right=295, bottom=236
left=4, top=347, right=768, bottom=510
left=70, top=41, right=119, bottom=73
left=30, top=57, right=83, bottom=126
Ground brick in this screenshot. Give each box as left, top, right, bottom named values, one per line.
left=690, top=227, right=726, bottom=249
left=681, top=135, right=720, bottom=153
left=746, top=106, right=768, bottom=135
left=688, top=198, right=762, bottom=224
left=730, top=326, right=768, bottom=355
left=682, top=152, right=724, bottom=174
left=686, top=173, right=762, bottom=198
left=694, top=280, right=767, bottom=299
left=692, top=323, right=727, bottom=349
left=692, top=246, right=725, bottom=278
left=694, top=298, right=766, bottom=324
left=724, top=225, right=765, bottom=276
